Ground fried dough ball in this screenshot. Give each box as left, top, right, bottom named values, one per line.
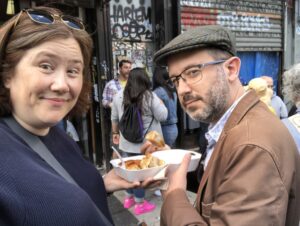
left=124, top=153, right=165, bottom=170
left=145, top=130, right=165, bottom=148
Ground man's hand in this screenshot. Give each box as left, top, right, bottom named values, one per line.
left=103, top=169, right=140, bottom=193
left=140, top=140, right=170, bottom=155
left=103, top=169, right=163, bottom=193
left=162, top=153, right=191, bottom=198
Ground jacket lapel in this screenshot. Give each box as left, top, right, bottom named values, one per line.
left=196, top=90, right=260, bottom=210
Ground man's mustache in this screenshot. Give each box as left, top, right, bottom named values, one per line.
left=182, top=94, right=203, bottom=105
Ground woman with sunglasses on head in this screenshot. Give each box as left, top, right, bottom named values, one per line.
left=0, top=6, right=140, bottom=226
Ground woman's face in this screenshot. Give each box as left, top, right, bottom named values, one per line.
left=4, top=38, right=84, bottom=135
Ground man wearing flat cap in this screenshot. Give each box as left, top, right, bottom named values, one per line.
left=153, top=25, right=300, bottom=226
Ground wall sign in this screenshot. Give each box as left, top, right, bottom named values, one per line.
left=110, top=0, right=153, bottom=41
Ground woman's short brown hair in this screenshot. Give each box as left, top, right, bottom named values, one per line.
left=0, top=6, right=93, bottom=117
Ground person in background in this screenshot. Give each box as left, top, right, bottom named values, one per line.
left=152, top=66, right=178, bottom=147
left=102, top=59, right=132, bottom=108
left=111, top=68, right=167, bottom=215
left=289, top=104, right=297, bottom=116
left=102, top=59, right=132, bottom=160
left=261, top=75, right=288, bottom=118
left=281, top=64, right=300, bottom=152
left=57, top=118, right=80, bottom=142
left=0, top=7, right=142, bottom=225
left=152, top=25, right=300, bottom=225
left=245, top=77, right=276, bottom=114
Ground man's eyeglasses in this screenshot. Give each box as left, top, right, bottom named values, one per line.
left=17, top=9, right=85, bottom=30
left=167, top=59, right=227, bottom=87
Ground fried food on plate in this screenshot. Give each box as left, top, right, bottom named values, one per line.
left=125, top=160, right=141, bottom=170
left=145, top=130, right=165, bottom=147
left=125, top=153, right=165, bottom=170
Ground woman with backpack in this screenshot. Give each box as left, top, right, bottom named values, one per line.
left=111, top=67, right=167, bottom=215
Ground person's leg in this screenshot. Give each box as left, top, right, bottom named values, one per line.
left=133, top=188, right=155, bottom=215
left=133, top=188, right=145, bottom=203
left=123, top=189, right=135, bottom=209
left=121, top=151, right=136, bottom=208
left=120, top=151, right=156, bottom=213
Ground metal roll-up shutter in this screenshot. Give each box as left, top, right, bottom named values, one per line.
left=180, top=0, right=283, bottom=51
left=34, top=0, right=95, bottom=8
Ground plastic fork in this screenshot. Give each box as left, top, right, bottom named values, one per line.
left=112, top=146, right=125, bottom=168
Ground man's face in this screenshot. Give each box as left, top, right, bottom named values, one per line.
left=264, top=77, right=274, bottom=89
left=261, top=76, right=274, bottom=97
left=119, top=62, right=132, bottom=79
left=168, top=50, right=230, bottom=123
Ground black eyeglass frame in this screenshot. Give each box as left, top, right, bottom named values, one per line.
left=167, top=59, right=227, bottom=87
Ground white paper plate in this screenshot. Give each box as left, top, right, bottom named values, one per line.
left=152, top=149, right=201, bottom=173
left=110, top=155, right=166, bottom=182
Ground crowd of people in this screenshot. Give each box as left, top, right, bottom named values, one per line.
left=0, top=5, right=299, bottom=226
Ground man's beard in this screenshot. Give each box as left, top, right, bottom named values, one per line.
left=183, top=68, right=230, bottom=123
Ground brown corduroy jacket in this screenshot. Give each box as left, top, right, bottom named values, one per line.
left=161, top=90, right=300, bottom=226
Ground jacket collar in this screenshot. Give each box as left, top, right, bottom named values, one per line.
left=222, top=90, right=260, bottom=134
left=196, top=90, right=260, bottom=207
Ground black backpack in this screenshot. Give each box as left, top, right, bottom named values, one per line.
left=119, top=103, right=153, bottom=143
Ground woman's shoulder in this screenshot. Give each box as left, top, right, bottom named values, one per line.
left=0, top=120, right=24, bottom=145
left=154, top=86, right=167, bottom=96
left=151, top=90, right=161, bottom=99
left=43, top=126, right=81, bottom=152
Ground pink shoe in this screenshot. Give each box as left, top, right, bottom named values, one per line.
left=123, top=197, right=135, bottom=209
left=134, top=200, right=156, bottom=215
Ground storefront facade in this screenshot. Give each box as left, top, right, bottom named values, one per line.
left=2, top=0, right=300, bottom=168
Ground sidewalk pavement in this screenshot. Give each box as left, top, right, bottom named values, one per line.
left=109, top=190, right=300, bottom=226
left=108, top=189, right=196, bottom=226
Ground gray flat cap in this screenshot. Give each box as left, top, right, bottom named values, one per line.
left=154, top=25, right=236, bottom=65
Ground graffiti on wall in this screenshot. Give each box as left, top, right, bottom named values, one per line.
left=180, top=0, right=282, bottom=14
left=217, top=12, right=272, bottom=32
left=110, top=0, right=153, bottom=41
left=180, top=0, right=283, bottom=51
left=181, top=8, right=275, bottom=32
left=112, top=41, right=154, bottom=77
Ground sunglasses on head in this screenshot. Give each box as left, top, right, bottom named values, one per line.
left=18, top=9, right=85, bottom=30
left=0, top=8, right=85, bottom=64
